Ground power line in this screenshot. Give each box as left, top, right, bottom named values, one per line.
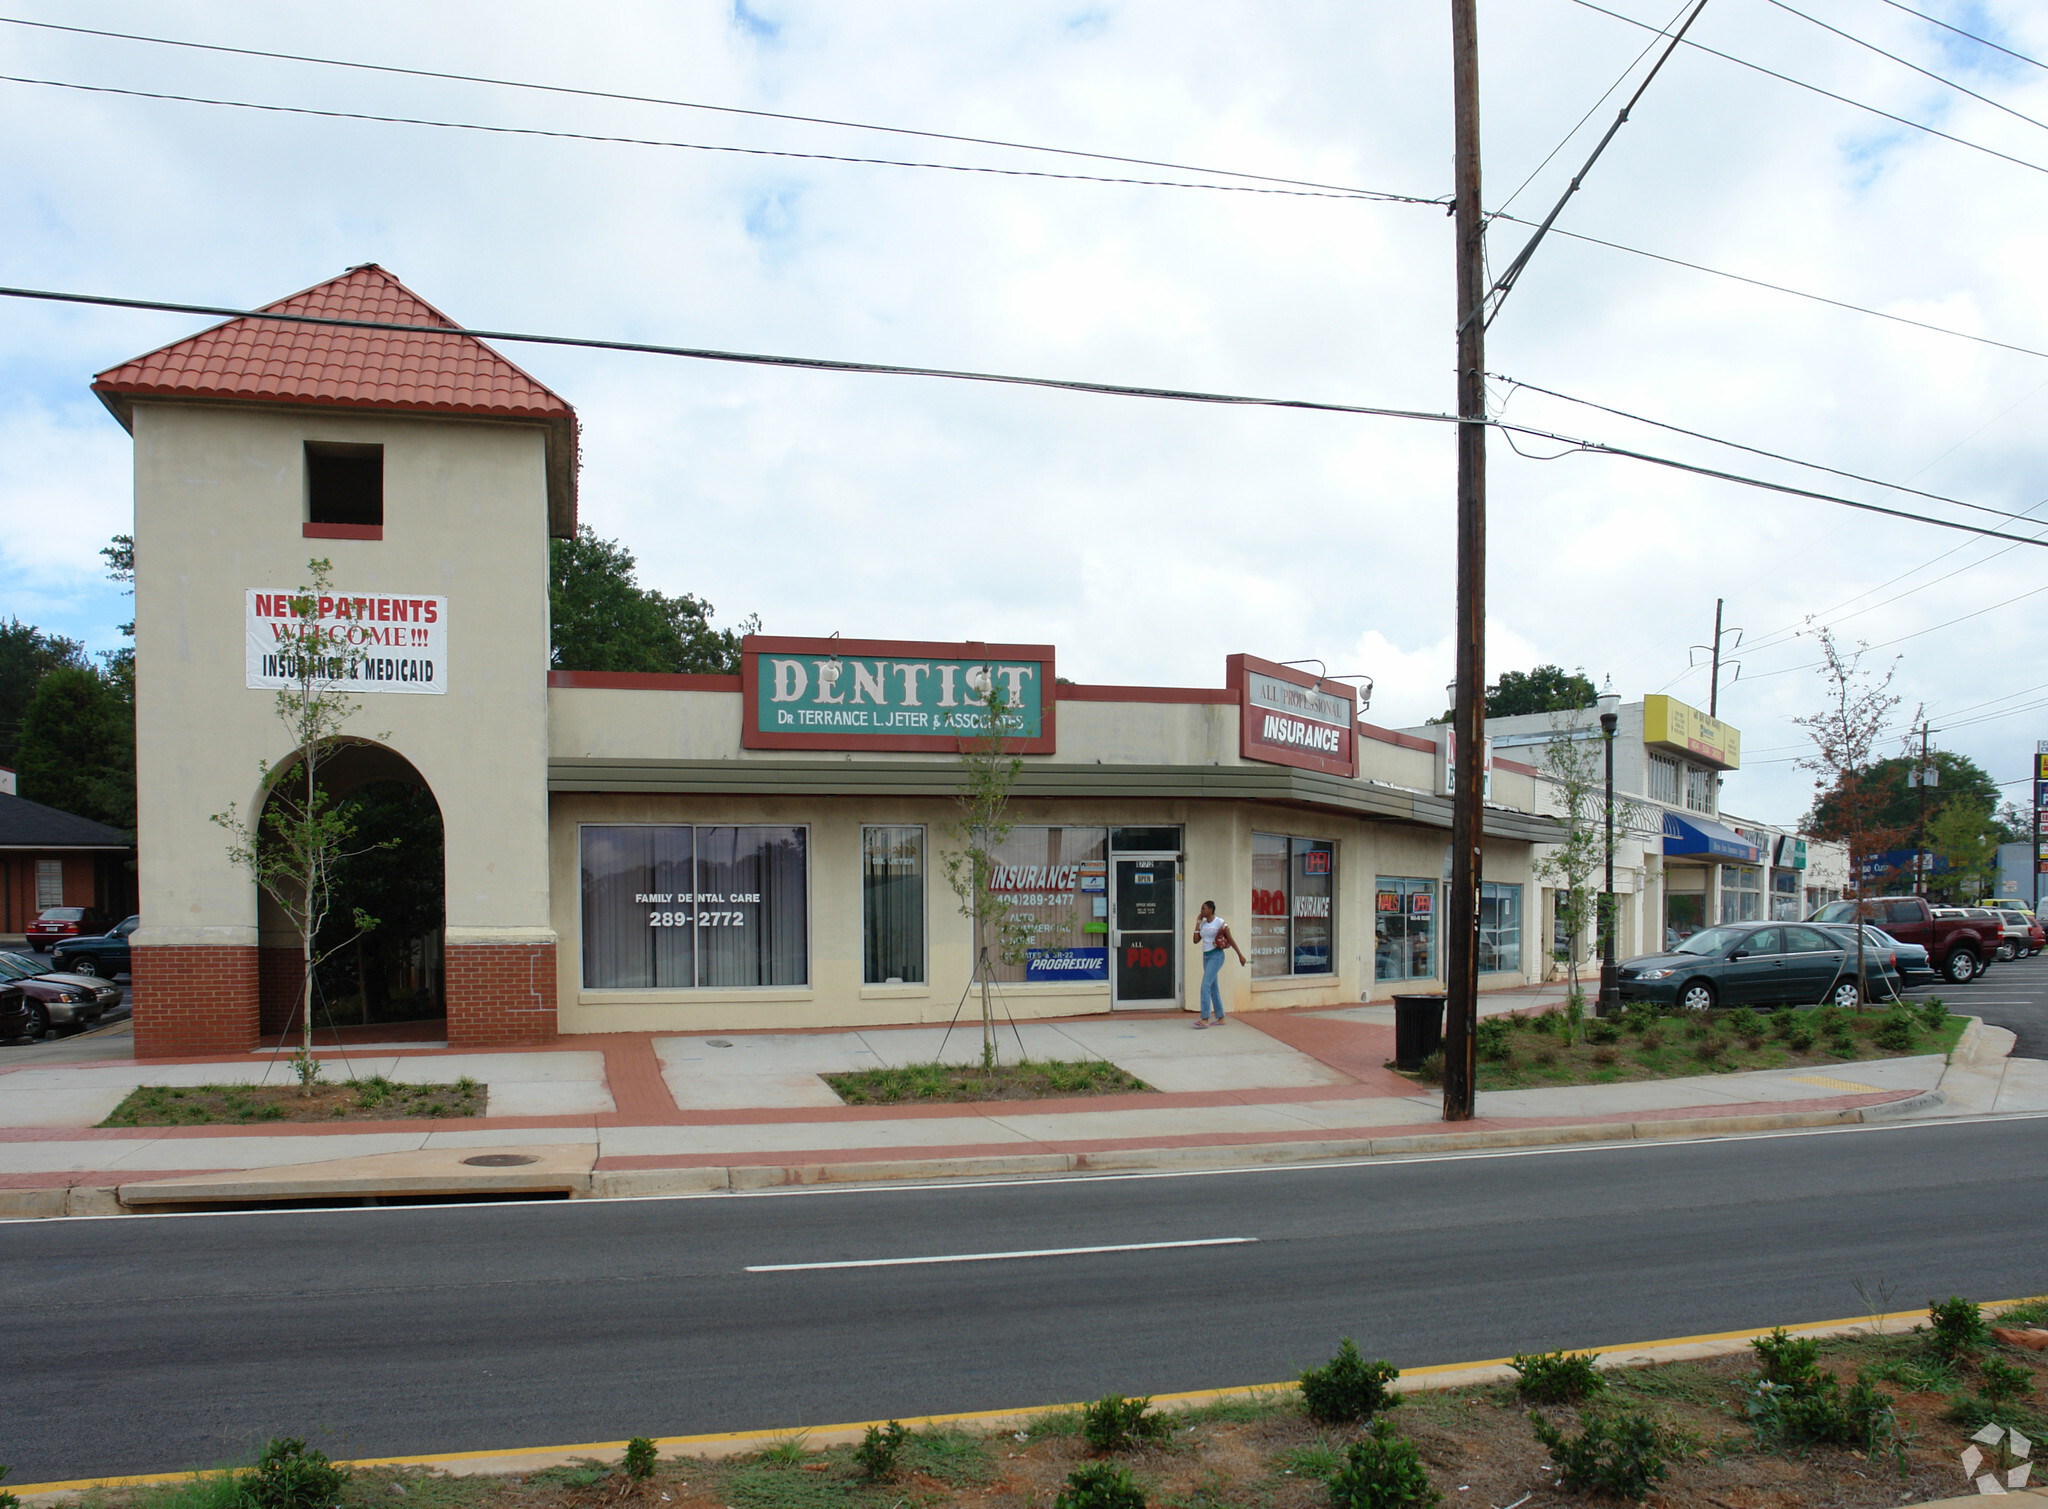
left=15, top=281, right=2048, bottom=554
left=1762, top=0, right=2048, bottom=136
left=1489, top=372, right=2046, bottom=525
left=0, top=14, right=1440, bottom=205
left=1875, top=0, right=2048, bottom=73
left=1489, top=212, right=2048, bottom=365
left=1567, top=0, right=2048, bottom=178
left=1744, top=576, right=2048, bottom=680
left=0, top=73, right=1419, bottom=204
left=1498, top=0, right=1696, bottom=214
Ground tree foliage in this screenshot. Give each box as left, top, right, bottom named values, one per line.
left=19, top=666, right=134, bottom=829
left=0, top=618, right=88, bottom=771
left=1805, top=748, right=2000, bottom=839
left=1534, top=719, right=1650, bottom=1010
left=550, top=525, right=756, bottom=673
left=1434, top=664, right=1596, bottom=722
left=1925, top=797, right=2001, bottom=903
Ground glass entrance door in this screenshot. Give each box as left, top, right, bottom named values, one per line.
left=1112, top=855, right=1180, bottom=1008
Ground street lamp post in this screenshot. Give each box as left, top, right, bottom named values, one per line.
left=1598, top=687, right=1621, bottom=1017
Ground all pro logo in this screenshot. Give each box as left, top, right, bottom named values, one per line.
left=1962, top=1422, right=2032, bottom=1494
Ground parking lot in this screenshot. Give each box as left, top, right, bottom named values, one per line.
left=1901, top=948, right=2048, bottom=1059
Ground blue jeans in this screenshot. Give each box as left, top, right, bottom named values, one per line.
left=1200, top=948, right=1227, bottom=1020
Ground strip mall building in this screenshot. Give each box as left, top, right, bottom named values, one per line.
left=97, top=267, right=1561, bottom=1057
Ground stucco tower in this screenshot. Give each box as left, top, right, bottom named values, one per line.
left=93, top=265, right=574, bottom=1056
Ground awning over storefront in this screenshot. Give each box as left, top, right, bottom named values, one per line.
left=1663, top=811, right=1762, bottom=863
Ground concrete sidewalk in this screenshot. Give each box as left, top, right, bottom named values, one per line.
left=0, top=998, right=2021, bottom=1217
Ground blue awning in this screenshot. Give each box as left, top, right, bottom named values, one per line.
left=1663, top=812, right=1762, bottom=863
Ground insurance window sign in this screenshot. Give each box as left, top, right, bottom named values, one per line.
left=245, top=589, right=447, bottom=694
left=742, top=636, right=1056, bottom=753
left=1227, top=653, right=1359, bottom=778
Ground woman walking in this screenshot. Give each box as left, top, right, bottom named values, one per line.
left=1193, top=900, right=1246, bottom=1027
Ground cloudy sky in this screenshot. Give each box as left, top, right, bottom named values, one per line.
left=4, top=0, right=2047, bottom=827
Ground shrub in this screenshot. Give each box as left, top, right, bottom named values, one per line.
left=1743, top=1034, right=1765, bottom=1052
left=1874, top=1007, right=1917, bottom=1052
left=1639, top=1028, right=1665, bottom=1051
left=1684, top=1015, right=1710, bottom=1041
left=1771, top=1011, right=1796, bottom=1039
left=1979, top=1358, right=2034, bottom=1403
left=0, top=1465, right=17, bottom=1509
left=1920, top=997, right=1949, bottom=1030
left=1726, top=1007, right=1763, bottom=1039
left=1592, top=1046, right=1619, bottom=1068
left=1586, top=1020, right=1620, bottom=1045
left=1929, top=1296, right=1990, bottom=1360
left=1415, top=1051, right=1444, bottom=1085
left=241, top=1439, right=350, bottom=1509
left=1693, top=1038, right=1725, bottom=1062
left=1534, top=1048, right=1558, bottom=1067
left=1511, top=1348, right=1606, bottom=1404
left=1623, top=1002, right=1656, bottom=1034
left=1082, top=1395, right=1172, bottom=1453
left=1299, top=1338, right=1402, bottom=1425
left=1752, top=1327, right=1821, bottom=1386
left=1534, top=1007, right=1564, bottom=1036
left=1476, top=1018, right=1512, bottom=1061
left=622, top=1438, right=658, bottom=1480
left=1055, top=1462, right=1147, bottom=1509
left=1529, top=1410, right=1669, bottom=1501
left=1325, top=1421, right=1439, bottom=1509
left=1827, top=1032, right=1857, bottom=1057
left=853, top=1421, right=909, bottom=1481
left=1787, top=1027, right=1815, bottom=1051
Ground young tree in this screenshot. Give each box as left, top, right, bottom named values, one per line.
left=1794, top=626, right=1905, bottom=1007
left=939, top=678, right=1033, bottom=1070
left=1925, top=797, right=1999, bottom=905
left=212, top=560, right=385, bottom=1089
left=1533, top=717, right=1649, bottom=1029
left=549, top=525, right=758, bottom=673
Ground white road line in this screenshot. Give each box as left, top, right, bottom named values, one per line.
left=745, top=1237, right=1257, bottom=1272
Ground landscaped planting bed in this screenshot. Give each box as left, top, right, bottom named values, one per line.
left=58, top=1299, right=2048, bottom=1509
left=824, top=1059, right=1150, bottom=1104
left=1422, top=998, right=1972, bottom=1092
left=98, top=1075, right=486, bottom=1126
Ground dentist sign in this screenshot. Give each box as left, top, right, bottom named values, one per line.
left=741, top=636, right=1057, bottom=753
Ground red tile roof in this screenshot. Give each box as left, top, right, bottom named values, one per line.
left=93, top=264, right=571, bottom=421
left=93, top=265, right=578, bottom=534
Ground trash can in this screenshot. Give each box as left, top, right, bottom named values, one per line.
left=1391, top=993, right=1447, bottom=1070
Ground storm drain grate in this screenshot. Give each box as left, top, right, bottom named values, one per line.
left=461, top=1154, right=540, bottom=1167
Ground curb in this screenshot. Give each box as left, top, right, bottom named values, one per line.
left=17, top=1299, right=2044, bottom=1501
left=0, top=1092, right=1946, bottom=1219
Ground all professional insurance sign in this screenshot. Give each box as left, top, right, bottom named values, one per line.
left=246, top=588, right=448, bottom=694
left=1228, top=653, right=1359, bottom=778
left=741, top=636, right=1056, bottom=753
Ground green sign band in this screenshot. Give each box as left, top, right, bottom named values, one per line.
left=755, top=654, right=1044, bottom=737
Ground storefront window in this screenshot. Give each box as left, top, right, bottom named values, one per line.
left=1685, top=766, right=1716, bottom=814
left=1374, top=877, right=1436, bottom=983
left=862, top=826, right=924, bottom=984
left=1769, top=869, right=1800, bottom=921
left=1251, top=833, right=1336, bottom=977
left=1666, top=889, right=1706, bottom=949
left=1720, top=864, right=1762, bottom=924
left=580, top=825, right=808, bottom=990
left=1478, top=882, right=1520, bottom=974
left=979, top=825, right=1108, bottom=983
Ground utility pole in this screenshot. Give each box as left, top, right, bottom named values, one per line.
left=1709, top=598, right=1723, bottom=718
left=1913, top=723, right=1927, bottom=897
left=1444, top=0, right=1485, bottom=1122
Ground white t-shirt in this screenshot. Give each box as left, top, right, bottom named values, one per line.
left=1199, top=917, right=1225, bottom=953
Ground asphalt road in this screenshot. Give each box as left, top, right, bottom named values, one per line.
left=1903, top=948, right=2048, bottom=1059
left=5, top=1113, right=2046, bottom=1484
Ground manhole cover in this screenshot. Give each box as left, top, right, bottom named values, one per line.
left=461, top=1154, right=539, bottom=1167
left=706, top=1039, right=734, bottom=1048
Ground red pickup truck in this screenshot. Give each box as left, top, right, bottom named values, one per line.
left=1808, top=896, right=2001, bottom=984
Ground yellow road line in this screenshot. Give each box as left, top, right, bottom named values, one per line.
left=17, top=1296, right=2042, bottom=1496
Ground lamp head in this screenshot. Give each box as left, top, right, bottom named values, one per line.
left=1597, top=679, right=1621, bottom=729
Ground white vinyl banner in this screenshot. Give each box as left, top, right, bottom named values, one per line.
left=245, top=589, right=448, bottom=694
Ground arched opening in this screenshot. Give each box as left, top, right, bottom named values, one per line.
left=255, top=740, right=445, bottom=1042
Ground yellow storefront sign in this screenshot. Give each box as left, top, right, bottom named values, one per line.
left=1642, top=694, right=1741, bottom=770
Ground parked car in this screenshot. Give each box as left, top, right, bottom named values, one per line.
left=50, top=914, right=138, bottom=978
left=0, top=985, right=27, bottom=1043
left=1810, top=896, right=2001, bottom=984
left=24, top=906, right=109, bottom=953
left=1617, top=921, right=1897, bottom=1011
left=1858, top=924, right=1934, bottom=987
left=1991, top=909, right=2036, bottom=960
left=0, top=951, right=121, bottom=1039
